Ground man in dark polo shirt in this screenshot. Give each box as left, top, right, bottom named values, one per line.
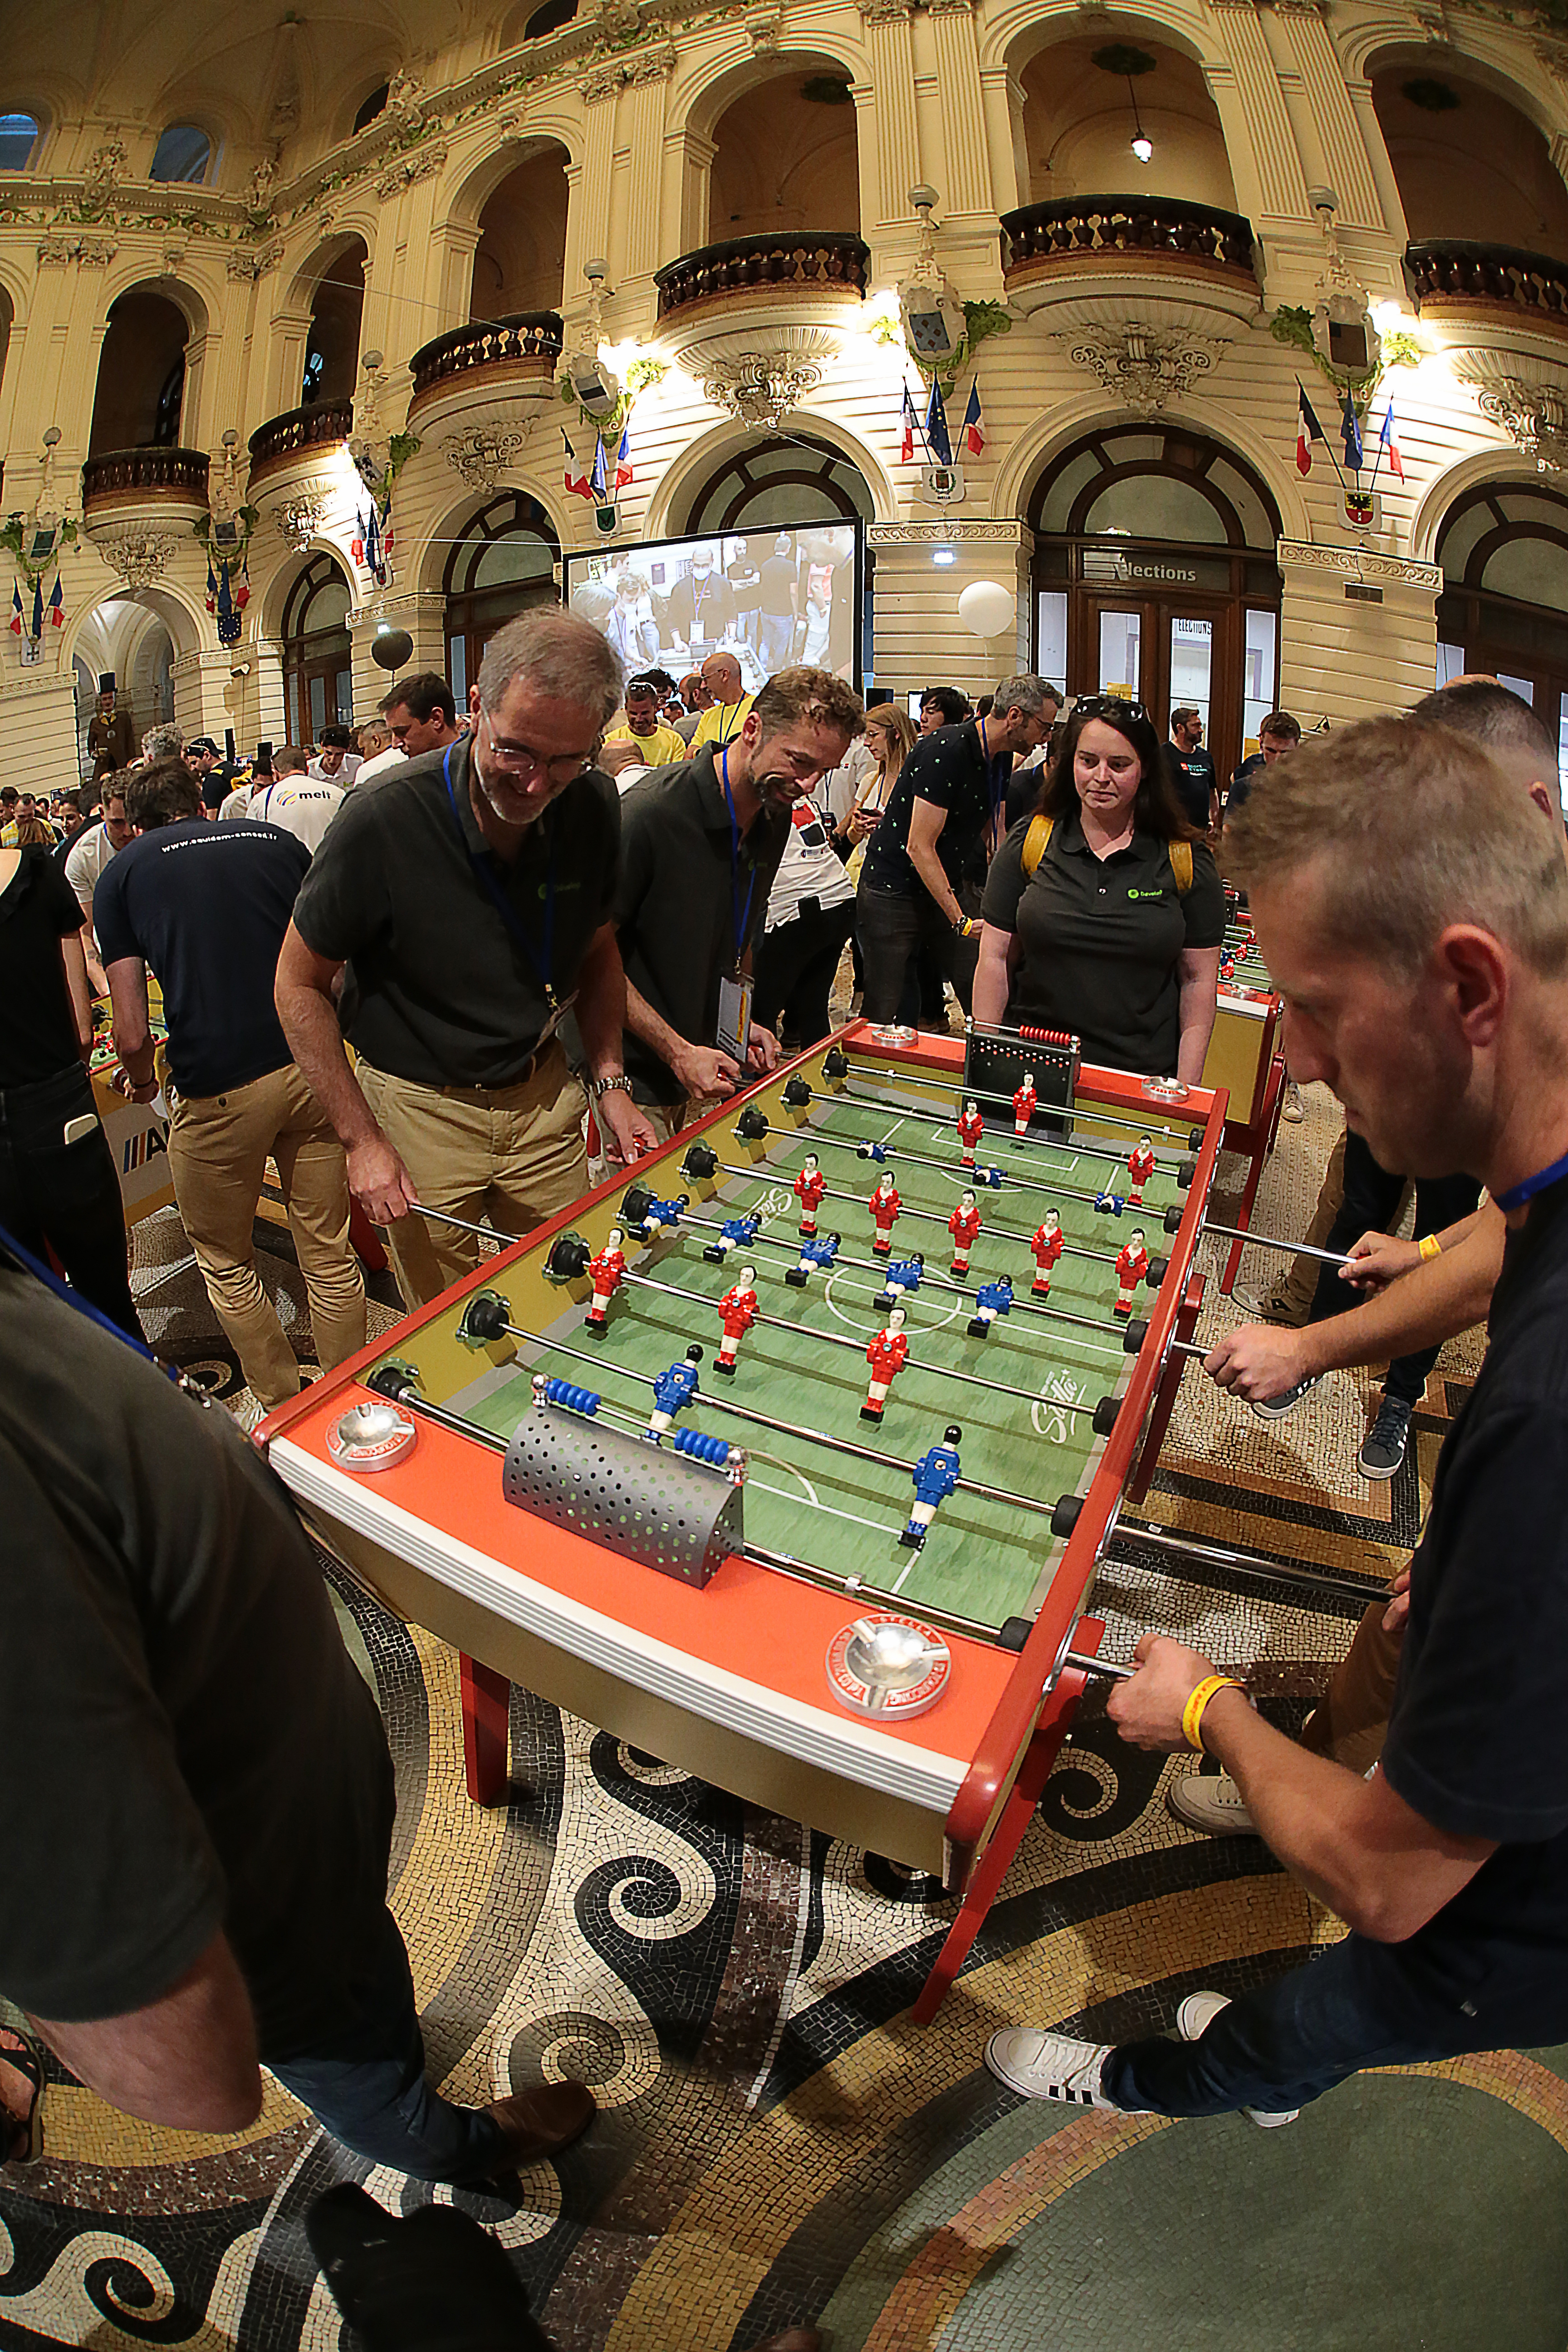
left=988, top=715, right=1568, bottom=2125
left=856, top=678, right=1054, bottom=1028
left=96, top=758, right=365, bottom=1411
left=616, top=666, right=864, bottom=1137
left=1168, top=705, right=1218, bottom=833
left=1224, top=707, right=1300, bottom=821
left=277, top=612, right=656, bottom=1308
left=0, top=1259, right=594, bottom=2185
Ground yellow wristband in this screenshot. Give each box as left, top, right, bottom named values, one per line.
left=1419, top=1234, right=1442, bottom=1262
left=1181, top=1674, right=1245, bottom=1754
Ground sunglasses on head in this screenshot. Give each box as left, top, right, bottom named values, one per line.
left=1074, top=694, right=1147, bottom=723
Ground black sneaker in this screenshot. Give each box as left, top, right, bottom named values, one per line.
left=1358, top=1395, right=1413, bottom=1480
left=1250, top=1372, right=1322, bottom=1422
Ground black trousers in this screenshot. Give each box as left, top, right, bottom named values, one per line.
left=1307, top=1130, right=1481, bottom=1407
left=752, top=898, right=857, bottom=1048
left=0, top=1063, right=142, bottom=1339
left=856, top=877, right=978, bottom=1026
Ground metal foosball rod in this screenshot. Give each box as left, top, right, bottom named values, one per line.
left=773, top=1123, right=1183, bottom=1220
left=696, top=1147, right=1172, bottom=1238
left=1112, top=1519, right=1391, bottom=1609
left=830, top=1078, right=1196, bottom=1166
left=843, top=1053, right=1203, bottom=1150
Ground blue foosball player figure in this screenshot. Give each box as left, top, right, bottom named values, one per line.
left=902, top=1424, right=963, bottom=1548
left=786, top=1232, right=841, bottom=1289
left=647, top=1346, right=703, bottom=1437
left=876, top=1254, right=924, bottom=1308
left=641, top=1194, right=688, bottom=1235
left=1094, top=1186, right=1125, bottom=1216
left=704, top=1210, right=762, bottom=1265
left=967, top=1276, right=1014, bottom=1338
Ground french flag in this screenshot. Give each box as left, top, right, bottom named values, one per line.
left=900, top=384, right=919, bottom=463
left=562, top=429, right=592, bottom=501
left=1378, top=402, right=1405, bottom=482
left=49, top=572, right=64, bottom=626
left=1296, top=382, right=1327, bottom=477
left=9, top=582, right=21, bottom=637
left=962, top=379, right=985, bottom=456
left=614, top=423, right=633, bottom=491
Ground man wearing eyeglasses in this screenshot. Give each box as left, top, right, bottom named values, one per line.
left=275, top=613, right=657, bottom=1309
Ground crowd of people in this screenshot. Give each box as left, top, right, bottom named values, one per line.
left=5, top=616, right=1568, bottom=2347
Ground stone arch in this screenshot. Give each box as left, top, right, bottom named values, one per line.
left=443, top=128, right=582, bottom=239
left=1360, top=43, right=1568, bottom=250
left=676, top=41, right=869, bottom=142
left=644, top=414, right=896, bottom=538
left=466, top=140, right=573, bottom=319
left=997, top=397, right=1308, bottom=544
left=88, top=280, right=207, bottom=456
left=1411, top=446, right=1550, bottom=566
left=63, top=581, right=208, bottom=691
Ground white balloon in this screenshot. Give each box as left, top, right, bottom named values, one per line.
left=957, top=579, right=1016, bottom=638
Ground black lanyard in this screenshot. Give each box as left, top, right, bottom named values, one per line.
left=977, top=716, right=1010, bottom=842
left=719, top=748, right=756, bottom=967
left=443, top=745, right=558, bottom=1009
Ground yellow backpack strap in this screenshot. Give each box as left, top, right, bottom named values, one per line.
left=1021, top=813, right=1054, bottom=878
left=1171, top=839, right=1193, bottom=894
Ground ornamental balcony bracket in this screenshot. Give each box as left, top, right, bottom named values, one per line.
left=701, top=347, right=826, bottom=430
left=1454, top=358, right=1568, bottom=474
left=269, top=493, right=326, bottom=552
left=441, top=416, right=532, bottom=490
left=1058, top=318, right=1233, bottom=413
left=88, top=525, right=180, bottom=589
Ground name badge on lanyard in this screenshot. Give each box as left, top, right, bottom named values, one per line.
left=718, top=748, right=756, bottom=1066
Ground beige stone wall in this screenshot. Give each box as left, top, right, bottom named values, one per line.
left=0, top=0, right=1564, bottom=779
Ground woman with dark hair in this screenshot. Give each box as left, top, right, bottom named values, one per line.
left=974, top=695, right=1224, bottom=1083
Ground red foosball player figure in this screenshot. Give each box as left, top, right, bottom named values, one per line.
left=1013, top=1071, right=1038, bottom=1138
left=1030, top=1209, right=1063, bottom=1296
left=861, top=1306, right=909, bottom=1421
left=794, top=1152, right=826, bottom=1237
left=868, top=1171, right=902, bottom=1257
left=948, top=1187, right=981, bottom=1276
left=1127, top=1134, right=1156, bottom=1207
left=1114, top=1228, right=1150, bottom=1317
left=584, top=1226, right=627, bottom=1328
left=957, top=1098, right=984, bottom=1169
left=714, top=1266, right=759, bottom=1374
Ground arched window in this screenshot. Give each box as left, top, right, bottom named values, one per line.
left=353, top=83, right=389, bottom=133
left=281, top=554, right=355, bottom=743
left=470, top=147, right=570, bottom=318
left=1016, top=38, right=1235, bottom=212
left=150, top=125, right=211, bottom=184
left=524, top=0, right=577, bottom=37
left=442, top=493, right=561, bottom=704
left=1372, top=61, right=1568, bottom=252
left=0, top=113, right=39, bottom=171
left=89, top=290, right=193, bottom=455
left=1437, top=481, right=1568, bottom=800
left=299, top=237, right=366, bottom=407
left=683, top=435, right=873, bottom=533
left=1026, top=424, right=1282, bottom=776
left=710, top=71, right=861, bottom=238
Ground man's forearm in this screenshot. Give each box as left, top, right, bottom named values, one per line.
left=276, top=978, right=381, bottom=1150
left=1200, top=1690, right=1401, bottom=1931
left=1175, top=980, right=1217, bottom=1086
left=909, top=840, right=963, bottom=928
left=31, top=1930, right=262, bottom=2134
left=624, top=977, right=693, bottom=1081
left=1294, top=1226, right=1498, bottom=1378
left=575, top=928, right=628, bottom=1082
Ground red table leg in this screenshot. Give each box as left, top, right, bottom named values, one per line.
left=461, top=1654, right=511, bottom=1804
left=1220, top=1054, right=1285, bottom=1295
left=911, top=1619, right=1107, bottom=2026
left=1128, top=1271, right=1203, bottom=1506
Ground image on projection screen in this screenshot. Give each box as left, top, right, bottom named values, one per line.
left=564, top=523, right=860, bottom=691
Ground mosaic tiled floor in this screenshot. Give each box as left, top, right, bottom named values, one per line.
left=6, top=1083, right=1564, bottom=2352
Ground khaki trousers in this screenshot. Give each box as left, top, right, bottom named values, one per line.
left=358, top=1047, right=589, bottom=1310
left=638, top=1096, right=702, bottom=1147
left=1299, top=1578, right=1403, bottom=1776
left=167, top=1061, right=366, bottom=1408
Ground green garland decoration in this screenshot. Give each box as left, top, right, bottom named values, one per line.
left=1269, top=304, right=1419, bottom=422
left=1, top=511, right=78, bottom=591
left=558, top=356, right=667, bottom=444
left=191, top=502, right=262, bottom=564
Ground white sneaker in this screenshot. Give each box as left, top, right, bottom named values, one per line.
left=1167, top=1770, right=1257, bottom=1837
left=1176, top=1992, right=1298, bottom=2127
left=1280, top=1079, right=1305, bottom=1123
left=985, top=2028, right=1118, bottom=2109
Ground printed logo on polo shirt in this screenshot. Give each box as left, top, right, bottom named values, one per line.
left=1126, top=886, right=1167, bottom=900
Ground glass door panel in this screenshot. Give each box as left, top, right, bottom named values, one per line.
left=1097, top=608, right=1142, bottom=699
left=1168, top=615, right=1214, bottom=734
left=1242, top=608, right=1279, bottom=751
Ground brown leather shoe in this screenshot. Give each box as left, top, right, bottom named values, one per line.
left=481, top=2081, right=596, bottom=2170
left=739, top=2333, right=822, bottom=2352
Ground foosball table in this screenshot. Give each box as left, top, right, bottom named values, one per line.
left=1200, top=887, right=1286, bottom=1291
left=260, top=1020, right=1227, bottom=2019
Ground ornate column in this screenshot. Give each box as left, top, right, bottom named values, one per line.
left=1272, top=3, right=1385, bottom=230
left=928, top=0, right=991, bottom=220
left=858, top=0, right=922, bottom=231
left=1207, top=0, right=1311, bottom=228
left=621, top=52, right=677, bottom=286
left=170, top=646, right=240, bottom=745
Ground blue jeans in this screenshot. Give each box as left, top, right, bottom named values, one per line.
left=270, top=1906, right=506, bottom=2180
left=1101, top=1930, right=1568, bottom=2118
left=1307, top=1133, right=1481, bottom=1410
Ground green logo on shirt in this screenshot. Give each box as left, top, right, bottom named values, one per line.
left=1127, top=886, right=1166, bottom=900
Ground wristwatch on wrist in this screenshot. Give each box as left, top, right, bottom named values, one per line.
left=592, top=1072, right=635, bottom=1101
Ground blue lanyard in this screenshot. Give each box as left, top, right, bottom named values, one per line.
left=444, top=745, right=557, bottom=1007
left=1495, top=1150, right=1568, bottom=1212
left=719, top=748, right=756, bottom=966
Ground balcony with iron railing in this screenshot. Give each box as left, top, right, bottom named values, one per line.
left=655, top=231, right=871, bottom=325
left=1000, top=196, right=1261, bottom=318
left=80, top=445, right=211, bottom=514
left=408, top=312, right=565, bottom=416
left=247, top=399, right=356, bottom=485
left=1406, top=240, right=1568, bottom=339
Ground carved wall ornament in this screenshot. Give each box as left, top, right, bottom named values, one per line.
left=227, top=240, right=283, bottom=281
left=441, top=420, right=530, bottom=489
left=1474, top=377, right=1568, bottom=474
left=38, top=232, right=118, bottom=267
left=270, top=494, right=326, bottom=552
left=1063, top=323, right=1228, bottom=413
left=89, top=527, right=178, bottom=588
left=80, top=141, right=128, bottom=217
left=701, top=351, right=823, bottom=430
left=748, top=10, right=783, bottom=47
left=1276, top=539, right=1442, bottom=592
left=376, top=141, right=448, bottom=201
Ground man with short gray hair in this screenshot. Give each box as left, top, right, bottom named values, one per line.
left=276, top=610, right=657, bottom=1308
left=141, top=721, right=184, bottom=764
left=858, top=676, right=1055, bottom=1028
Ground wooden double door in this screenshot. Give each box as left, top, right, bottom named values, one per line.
left=1077, top=589, right=1249, bottom=784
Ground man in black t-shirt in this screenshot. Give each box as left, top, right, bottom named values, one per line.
left=1168, top=706, right=1218, bottom=833
left=95, top=758, right=365, bottom=1411
left=0, top=1263, right=594, bottom=2184
left=987, top=715, right=1568, bottom=2125
left=857, top=680, right=1054, bottom=1027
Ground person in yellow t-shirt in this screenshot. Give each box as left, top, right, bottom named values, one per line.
left=690, top=651, right=755, bottom=749
left=603, top=676, right=690, bottom=771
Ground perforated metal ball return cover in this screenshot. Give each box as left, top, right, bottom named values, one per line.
left=502, top=1405, right=744, bottom=1588
left=327, top=1400, right=418, bottom=1472
left=826, top=1613, right=952, bottom=1720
